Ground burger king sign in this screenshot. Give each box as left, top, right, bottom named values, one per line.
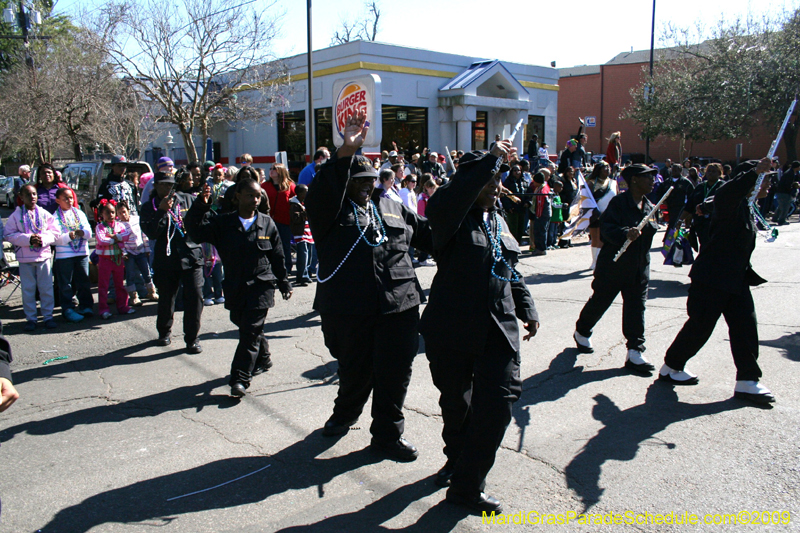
left=332, top=74, right=382, bottom=148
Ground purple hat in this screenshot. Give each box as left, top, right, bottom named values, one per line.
left=157, top=157, right=175, bottom=171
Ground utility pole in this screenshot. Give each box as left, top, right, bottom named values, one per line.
left=1, top=1, right=50, bottom=71
left=306, top=0, right=315, bottom=162
left=645, top=0, right=656, bottom=163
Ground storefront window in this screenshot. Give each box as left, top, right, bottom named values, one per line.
left=525, top=115, right=545, bottom=152
left=315, top=108, right=334, bottom=153
left=277, top=110, right=306, bottom=163
left=381, top=105, right=427, bottom=158
left=473, top=111, right=488, bottom=151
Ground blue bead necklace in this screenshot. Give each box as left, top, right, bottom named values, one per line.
left=317, top=200, right=386, bottom=283
left=483, top=211, right=520, bottom=282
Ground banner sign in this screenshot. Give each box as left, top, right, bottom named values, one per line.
left=332, top=74, right=382, bottom=147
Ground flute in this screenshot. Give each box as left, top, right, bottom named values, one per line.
left=749, top=98, right=797, bottom=207
left=613, top=186, right=673, bottom=262
left=508, top=119, right=524, bottom=143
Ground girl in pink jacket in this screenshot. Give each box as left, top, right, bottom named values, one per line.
left=5, top=185, right=60, bottom=330
left=95, top=199, right=134, bottom=318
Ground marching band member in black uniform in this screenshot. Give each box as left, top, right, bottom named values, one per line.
left=305, top=110, right=432, bottom=461
left=420, top=141, right=539, bottom=514
left=141, top=172, right=205, bottom=353
left=186, top=178, right=293, bottom=398
left=661, top=158, right=776, bottom=405
left=573, top=164, right=660, bottom=374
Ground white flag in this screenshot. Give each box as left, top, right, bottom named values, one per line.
left=561, top=170, right=598, bottom=239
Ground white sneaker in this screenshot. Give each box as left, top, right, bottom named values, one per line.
left=101, top=311, right=113, bottom=320
left=573, top=331, right=593, bottom=353
left=734, top=380, right=775, bottom=404
left=215, top=297, right=225, bottom=304
left=125, top=308, right=136, bottom=314
left=625, top=349, right=655, bottom=373
left=658, top=364, right=699, bottom=385
left=418, top=260, right=432, bottom=267
left=203, top=298, right=215, bottom=306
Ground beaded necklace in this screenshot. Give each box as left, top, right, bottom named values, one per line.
left=24, top=206, right=42, bottom=251
left=317, top=199, right=386, bottom=284
left=483, top=211, right=521, bottom=282
left=99, top=221, right=123, bottom=265
left=152, top=196, right=185, bottom=256
left=56, top=207, right=84, bottom=251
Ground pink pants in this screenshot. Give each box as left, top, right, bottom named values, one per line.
left=98, top=256, right=130, bottom=315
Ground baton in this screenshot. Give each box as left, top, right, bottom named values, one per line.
left=613, top=186, right=673, bottom=262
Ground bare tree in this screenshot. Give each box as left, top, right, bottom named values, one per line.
left=0, top=29, right=127, bottom=163
left=90, top=0, right=290, bottom=163
left=331, top=1, right=381, bottom=45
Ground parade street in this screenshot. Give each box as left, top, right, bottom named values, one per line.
left=1, top=223, right=798, bottom=532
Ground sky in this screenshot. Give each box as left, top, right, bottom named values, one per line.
left=53, top=0, right=794, bottom=69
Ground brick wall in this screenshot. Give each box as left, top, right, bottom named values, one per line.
left=559, top=62, right=785, bottom=165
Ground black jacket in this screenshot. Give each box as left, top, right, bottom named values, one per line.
left=656, top=176, right=695, bottom=222
left=0, top=334, right=11, bottom=382
left=420, top=152, right=538, bottom=354
left=185, top=202, right=291, bottom=310
left=305, top=154, right=433, bottom=316
left=689, top=161, right=767, bottom=294
left=594, top=191, right=659, bottom=282
left=140, top=191, right=203, bottom=271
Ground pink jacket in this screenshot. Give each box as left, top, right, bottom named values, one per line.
left=5, top=205, right=59, bottom=263
left=95, top=220, right=129, bottom=257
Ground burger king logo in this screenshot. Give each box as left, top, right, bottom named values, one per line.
left=335, top=82, right=368, bottom=138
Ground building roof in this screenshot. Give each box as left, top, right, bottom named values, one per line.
left=440, top=60, right=500, bottom=90
left=559, top=41, right=712, bottom=78
left=558, top=65, right=601, bottom=78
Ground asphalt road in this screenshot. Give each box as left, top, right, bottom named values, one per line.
left=0, top=207, right=798, bottom=532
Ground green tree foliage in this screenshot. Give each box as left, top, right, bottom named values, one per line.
left=626, top=9, right=800, bottom=161
left=0, top=0, right=74, bottom=71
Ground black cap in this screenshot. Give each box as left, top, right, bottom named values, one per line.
left=153, top=171, right=176, bottom=184
left=457, top=150, right=510, bottom=174
left=349, top=155, right=378, bottom=179
left=621, top=164, right=658, bottom=182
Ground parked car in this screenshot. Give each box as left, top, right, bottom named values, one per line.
left=60, top=160, right=152, bottom=223
left=0, top=175, right=26, bottom=207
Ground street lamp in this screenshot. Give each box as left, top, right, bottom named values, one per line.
left=165, top=131, right=174, bottom=159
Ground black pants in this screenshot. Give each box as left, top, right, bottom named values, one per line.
left=664, top=283, right=761, bottom=381
left=229, top=307, right=270, bottom=387
left=154, top=266, right=203, bottom=344
left=576, top=271, right=648, bottom=352
left=320, top=307, right=419, bottom=442
left=425, top=325, right=521, bottom=498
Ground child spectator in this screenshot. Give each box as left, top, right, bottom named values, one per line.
left=95, top=200, right=134, bottom=319
left=5, top=185, right=60, bottom=330
left=416, top=176, right=437, bottom=267
left=289, top=184, right=314, bottom=286
left=548, top=181, right=564, bottom=249
left=528, top=171, right=552, bottom=256
left=202, top=243, right=224, bottom=305
left=117, top=201, right=157, bottom=306
left=53, top=188, right=94, bottom=322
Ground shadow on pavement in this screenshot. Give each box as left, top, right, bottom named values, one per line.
left=0, top=378, right=232, bottom=443
left=564, top=382, right=747, bottom=512
left=37, top=432, right=384, bottom=533
left=274, top=479, right=469, bottom=533
left=760, top=332, right=800, bottom=362
left=11, top=342, right=185, bottom=385
left=512, top=348, right=628, bottom=451
left=647, top=278, right=689, bottom=299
